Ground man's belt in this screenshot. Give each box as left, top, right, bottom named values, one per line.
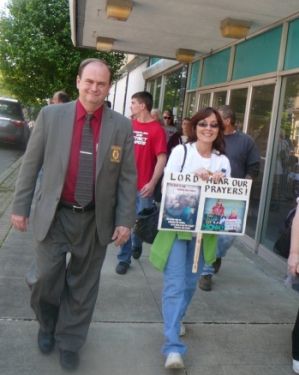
left=58, top=201, right=95, bottom=213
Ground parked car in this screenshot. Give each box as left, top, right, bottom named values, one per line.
left=0, top=97, right=30, bottom=149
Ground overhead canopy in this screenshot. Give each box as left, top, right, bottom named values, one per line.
left=70, top=0, right=299, bottom=61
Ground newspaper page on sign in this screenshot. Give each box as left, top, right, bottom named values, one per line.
left=158, top=172, right=252, bottom=235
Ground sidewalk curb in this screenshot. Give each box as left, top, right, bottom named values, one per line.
left=0, top=156, right=22, bottom=247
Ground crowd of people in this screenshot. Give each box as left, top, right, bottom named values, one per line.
left=10, top=57, right=297, bottom=373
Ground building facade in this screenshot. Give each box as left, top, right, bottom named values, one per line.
left=108, top=14, right=299, bottom=266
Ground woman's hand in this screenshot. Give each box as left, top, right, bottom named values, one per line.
left=195, top=168, right=211, bottom=181
left=195, top=169, right=225, bottom=182
left=211, top=171, right=225, bottom=183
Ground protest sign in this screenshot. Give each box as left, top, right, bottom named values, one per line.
left=158, top=172, right=252, bottom=235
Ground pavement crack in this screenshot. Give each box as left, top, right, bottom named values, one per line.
left=0, top=318, right=294, bottom=326
left=138, top=258, right=163, bottom=320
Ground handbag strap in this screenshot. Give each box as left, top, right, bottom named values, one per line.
left=180, top=143, right=187, bottom=172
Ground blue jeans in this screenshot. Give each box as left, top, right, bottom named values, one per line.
left=117, top=192, right=154, bottom=265
left=162, top=236, right=204, bottom=355
left=201, top=235, right=235, bottom=276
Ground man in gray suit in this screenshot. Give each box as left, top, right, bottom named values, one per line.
left=10, top=58, right=136, bottom=371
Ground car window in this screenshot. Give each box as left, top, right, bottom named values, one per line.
left=0, top=100, right=24, bottom=120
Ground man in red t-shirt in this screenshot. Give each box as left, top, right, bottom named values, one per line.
left=116, top=91, right=167, bottom=274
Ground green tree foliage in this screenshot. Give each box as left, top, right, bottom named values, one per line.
left=0, top=0, right=125, bottom=106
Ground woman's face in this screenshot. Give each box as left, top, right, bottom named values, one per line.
left=163, top=111, right=173, bottom=126
left=196, top=113, right=219, bottom=144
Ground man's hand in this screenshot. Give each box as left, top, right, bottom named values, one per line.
left=140, top=182, right=155, bottom=198
left=112, top=226, right=131, bottom=247
left=288, top=252, right=299, bottom=276
left=11, top=214, right=29, bottom=232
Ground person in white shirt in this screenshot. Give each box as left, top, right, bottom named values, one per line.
left=161, top=107, right=231, bottom=369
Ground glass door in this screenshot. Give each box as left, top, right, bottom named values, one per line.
left=263, top=74, right=299, bottom=252
left=246, top=84, right=275, bottom=237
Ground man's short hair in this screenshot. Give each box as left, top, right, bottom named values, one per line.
left=132, top=91, right=153, bottom=112
left=78, top=58, right=113, bottom=83
left=53, top=91, right=70, bottom=103
left=218, top=105, right=236, bottom=126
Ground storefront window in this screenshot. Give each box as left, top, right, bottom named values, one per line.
left=163, top=66, right=188, bottom=123
left=147, top=80, right=154, bottom=95
left=185, top=92, right=196, bottom=117
left=148, top=77, right=162, bottom=109
left=246, top=84, right=275, bottom=237
left=263, top=75, right=299, bottom=251
left=212, top=91, right=226, bottom=108
left=154, top=77, right=162, bottom=109
left=198, top=93, right=210, bottom=109
left=229, top=88, right=247, bottom=130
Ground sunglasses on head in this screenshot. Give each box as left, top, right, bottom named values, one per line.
left=197, top=121, right=219, bottom=129
left=163, top=116, right=172, bottom=120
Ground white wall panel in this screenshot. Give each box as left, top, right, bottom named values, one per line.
left=124, top=62, right=147, bottom=117
left=113, top=76, right=127, bottom=115
left=108, top=83, right=115, bottom=108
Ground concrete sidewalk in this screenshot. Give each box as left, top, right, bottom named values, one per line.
left=0, top=223, right=298, bottom=375
left=0, top=159, right=298, bottom=374
left=0, top=157, right=22, bottom=246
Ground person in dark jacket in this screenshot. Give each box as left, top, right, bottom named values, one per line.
left=167, top=117, right=192, bottom=156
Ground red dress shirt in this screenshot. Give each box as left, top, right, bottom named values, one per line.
left=61, top=100, right=103, bottom=204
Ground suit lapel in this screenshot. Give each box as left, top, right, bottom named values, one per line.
left=96, top=107, right=115, bottom=176
left=58, top=102, right=76, bottom=174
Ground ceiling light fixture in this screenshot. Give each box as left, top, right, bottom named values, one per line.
left=96, top=37, right=115, bottom=51
left=176, top=49, right=195, bottom=64
left=106, top=0, right=133, bottom=21
left=220, top=18, right=251, bottom=39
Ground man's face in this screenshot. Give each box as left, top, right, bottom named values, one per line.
left=130, top=98, right=144, bottom=118
left=76, top=62, right=111, bottom=111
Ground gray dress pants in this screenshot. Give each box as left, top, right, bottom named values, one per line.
left=28, top=207, right=107, bottom=351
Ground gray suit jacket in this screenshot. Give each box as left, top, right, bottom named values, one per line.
left=12, top=101, right=136, bottom=245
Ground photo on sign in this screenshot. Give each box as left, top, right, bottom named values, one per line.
left=159, top=182, right=201, bottom=231
left=200, top=198, right=247, bottom=234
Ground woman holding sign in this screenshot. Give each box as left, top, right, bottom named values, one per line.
left=161, top=107, right=231, bottom=369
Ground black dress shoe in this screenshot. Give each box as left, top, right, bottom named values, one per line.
left=132, top=246, right=142, bottom=259
left=115, top=261, right=129, bottom=275
left=59, top=349, right=79, bottom=371
left=38, top=329, right=55, bottom=354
